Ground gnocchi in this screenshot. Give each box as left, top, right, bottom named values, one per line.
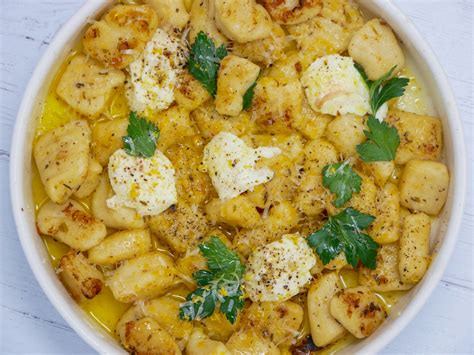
left=385, top=110, right=443, bottom=165
left=206, top=195, right=261, bottom=228
left=58, top=250, right=103, bottom=301
left=231, top=23, right=288, bottom=66
left=83, top=4, right=159, bottom=69
left=252, top=75, right=303, bottom=134
left=143, top=295, right=195, bottom=349
left=189, top=0, right=228, bottom=46
left=121, top=317, right=181, bottom=354
left=191, top=102, right=256, bottom=140
left=369, top=183, right=401, bottom=244
left=325, top=114, right=366, bottom=158
left=349, top=18, right=405, bottom=80
left=262, top=0, right=322, bottom=25
left=37, top=200, right=106, bottom=251
left=329, top=286, right=386, bottom=338
left=359, top=243, right=414, bottom=292
left=400, top=160, right=449, bottom=215
left=147, top=204, right=209, bottom=255
left=34, top=120, right=91, bottom=204
left=73, top=157, right=103, bottom=199
left=213, top=0, right=273, bottom=43
left=399, top=213, right=431, bottom=284
left=307, top=273, right=346, bottom=347
left=144, top=0, right=190, bottom=30
left=108, top=252, right=177, bottom=303
left=91, top=117, right=128, bottom=166
left=215, top=55, right=260, bottom=117
left=31, top=0, right=449, bottom=353
left=200, top=311, right=240, bottom=342
left=287, top=0, right=364, bottom=66
left=233, top=201, right=299, bottom=256
left=91, top=173, right=146, bottom=230
left=186, top=328, right=230, bottom=355
left=174, top=72, right=211, bottom=111
left=240, top=301, right=304, bottom=346
left=56, top=55, right=125, bottom=117
left=87, top=229, right=152, bottom=265
left=226, top=330, right=280, bottom=354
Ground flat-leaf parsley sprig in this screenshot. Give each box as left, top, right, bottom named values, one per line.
left=187, top=32, right=228, bottom=97
left=355, top=64, right=409, bottom=117
left=307, top=207, right=378, bottom=269
left=242, top=81, right=257, bottom=110
left=357, top=115, right=401, bottom=162
left=179, top=237, right=245, bottom=324
left=122, top=111, right=160, bottom=158
left=355, top=64, right=409, bottom=162
left=322, top=160, right=362, bottom=208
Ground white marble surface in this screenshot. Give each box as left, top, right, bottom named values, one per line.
left=0, top=0, right=473, bottom=353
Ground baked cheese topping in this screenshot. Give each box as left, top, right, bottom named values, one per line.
left=244, top=233, right=317, bottom=302
left=126, top=28, right=188, bottom=117
left=302, top=54, right=387, bottom=120
left=202, top=131, right=281, bottom=200
left=107, top=148, right=177, bottom=216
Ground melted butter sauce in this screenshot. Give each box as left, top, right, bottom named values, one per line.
left=34, top=63, right=412, bottom=347
left=285, top=269, right=407, bottom=354
left=339, top=269, right=406, bottom=313
left=32, top=20, right=426, bottom=351
left=81, top=288, right=130, bottom=335
left=33, top=50, right=132, bottom=337
left=390, top=64, right=436, bottom=117
left=298, top=270, right=406, bottom=354
left=35, top=50, right=83, bottom=140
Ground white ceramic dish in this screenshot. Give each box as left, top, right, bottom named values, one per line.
left=10, top=0, right=466, bottom=353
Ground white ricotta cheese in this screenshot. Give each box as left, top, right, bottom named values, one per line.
left=126, top=28, right=188, bottom=117
left=244, top=233, right=317, bottom=302
left=301, top=54, right=387, bottom=120
left=107, top=148, right=177, bottom=216
left=202, top=131, right=281, bottom=200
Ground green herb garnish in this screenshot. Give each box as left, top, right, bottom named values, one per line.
left=307, top=208, right=378, bottom=269
left=187, top=32, right=228, bottom=97
left=356, top=115, right=401, bottom=162
left=322, top=161, right=362, bottom=208
left=355, top=64, right=410, bottom=116
left=122, top=111, right=160, bottom=158
left=179, top=237, right=245, bottom=324
left=354, top=64, right=409, bottom=162
left=242, top=82, right=257, bottom=110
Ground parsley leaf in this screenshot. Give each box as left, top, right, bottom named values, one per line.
left=371, top=75, right=410, bottom=116
left=199, top=236, right=245, bottom=275
left=122, top=111, right=160, bottom=158
left=322, top=161, right=362, bottom=207
left=354, top=62, right=369, bottom=83
left=242, top=82, right=257, bottom=110
left=193, top=270, right=214, bottom=286
left=357, top=115, right=401, bottom=161
left=187, top=32, right=228, bottom=97
left=307, top=208, right=378, bottom=269
left=355, top=64, right=410, bottom=116
left=353, top=64, right=409, bottom=162
left=179, top=288, right=216, bottom=321
left=179, top=237, right=245, bottom=324
left=220, top=294, right=245, bottom=324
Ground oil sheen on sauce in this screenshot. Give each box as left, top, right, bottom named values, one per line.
left=33, top=50, right=130, bottom=337
left=33, top=46, right=428, bottom=348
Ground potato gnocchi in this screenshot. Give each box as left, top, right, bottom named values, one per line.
left=32, top=0, right=449, bottom=353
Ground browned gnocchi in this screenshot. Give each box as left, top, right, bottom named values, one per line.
left=32, top=0, right=449, bottom=353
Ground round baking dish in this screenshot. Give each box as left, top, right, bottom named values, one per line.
left=10, top=0, right=466, bottom=353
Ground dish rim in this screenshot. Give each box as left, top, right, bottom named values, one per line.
left=9, top=0, right=466, bottom=353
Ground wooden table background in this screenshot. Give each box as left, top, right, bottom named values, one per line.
left=0, top=0, right=472, bottom=353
